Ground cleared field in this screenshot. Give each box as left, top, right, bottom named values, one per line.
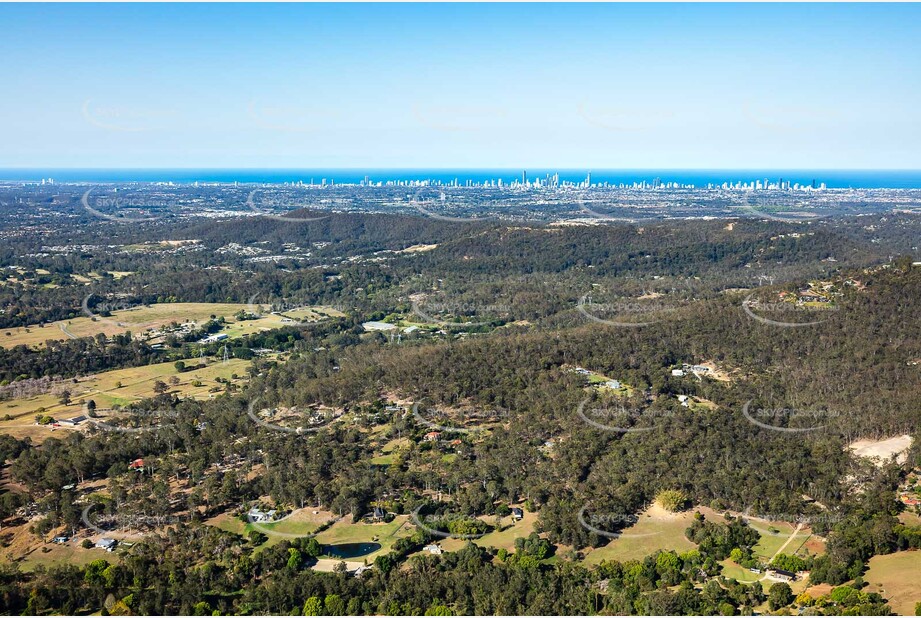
left=865, top=550, right=921, bottom=616
left=748, top=520, right=811, bottom=561
left=719, top=560, right=762, bottom=583
left=579, top=506, right=801, bottom=566
left=1, top=302, right=252, bottom=348
left=381, top=437, right=410, bottom=452
left=800, top=534, right=827, bottom=557
left=314, top=515, right=414, bottom=562
left=369, top=437, right=409, bottom=466
left=473, top=510, right=538, bottom=552
left=249, top=509, right=334, bottom=541
left=208, top=512, right=246, bottom=536
left=582, top=504, right=700, bottom=564
left=210, top=506, right=415, bottom=561
left=223, top=306, right=345, bottom=339
left=1, top=519, right=114, bottom=572
left=0, top=357, right=252, bottom=442
left=1, top=302, right=343, bottom=349
left=586, top=371, right=637, bottom=398
left=209, top=508, right=340, bottom=549
left=70, top=271, right=134, bottom=284
left=429, top=510, right=539, bottom=555
left=804, top=583, right=835, bottom=599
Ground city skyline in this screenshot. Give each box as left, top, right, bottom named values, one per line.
left=2, top=3, right=921, bottom=169
left=6, top=168, right=921, bottom=189
left=7, top=170, right=834, bottom=191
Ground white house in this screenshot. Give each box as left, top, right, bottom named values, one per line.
left=362, top=321, right=397, bottom=332
left=95, top=538, right=117, bottom=551
left=248, top=507, right=277, bottom=523
left=200, top=333, right=228, bottom=344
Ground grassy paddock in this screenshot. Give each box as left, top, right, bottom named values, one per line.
left=747, top=519, right=812, bottom=561
left=314, top=515, right=414, bottom=562
left=864, top=550, right=921, bottom=616
left=582, top=505, right=703, bottom=565
left=1, top=303, right=252, bottom=348
left=0, top=357, right=251, bottom=442
left=1, top=303, right=344, bottom=349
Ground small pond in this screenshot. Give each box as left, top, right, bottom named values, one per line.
left=322, top=542, right=382, bottom=559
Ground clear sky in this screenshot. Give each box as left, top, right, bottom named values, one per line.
left=1, top=3, right=919, bottom=169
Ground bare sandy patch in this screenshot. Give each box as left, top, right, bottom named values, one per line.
left=311, top=558, right=364, bottom=572
left=848, top=435, right=913, bottom=466
left=647, top=501, right=688, bottom=521
left=697, top=361, right=733, bottom=382
left=397, top=244, right=438, bottom=254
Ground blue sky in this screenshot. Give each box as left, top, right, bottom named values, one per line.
left=1, top=3, right=919, bottom=169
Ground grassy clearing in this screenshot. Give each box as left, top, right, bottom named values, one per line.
left=582, top=505, right=701, bottom=565
left=586, top=371, right=636, bottom=398
left=15, top=542, right=107, bottom=572
left=0, top=357, right=251, bottom=442
left=473, top=510, right=538, bottom=552
left=223, top=306, right=344, bottom=340
left=431, top=511, right=540, bottom=555
left=381, top=437, right=410, bottom=453
left=721, top=561, right=810, bottom=615
left=800, top=534, right=826, bottom=557
left=207, top=509, right=339, bottom=550
left=69, top=271, right=134, bottom=284
left=747, top=519, right=812, bottom=561
left=865, top=550, right=921, bottom=616
left=1, top=519, right=115, bottom=572
left=249, top=510, right=332, bottom=538
left=1, top=302, right=343, bottom=349
left=1, top=303, right=251, bottom=348
left=314, top=516, right=414, bottom=562
left=719, top=559, right=762, bottom=583
left=688, top=396, right=718, bottom=411
left=369, top=437, right=409, bottom=466
left=208, top=512, right=246, bottom=536
left=208, top=509, right=416, bottom=561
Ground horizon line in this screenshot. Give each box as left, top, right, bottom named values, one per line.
left=4, top=167, right=921, bottom=172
